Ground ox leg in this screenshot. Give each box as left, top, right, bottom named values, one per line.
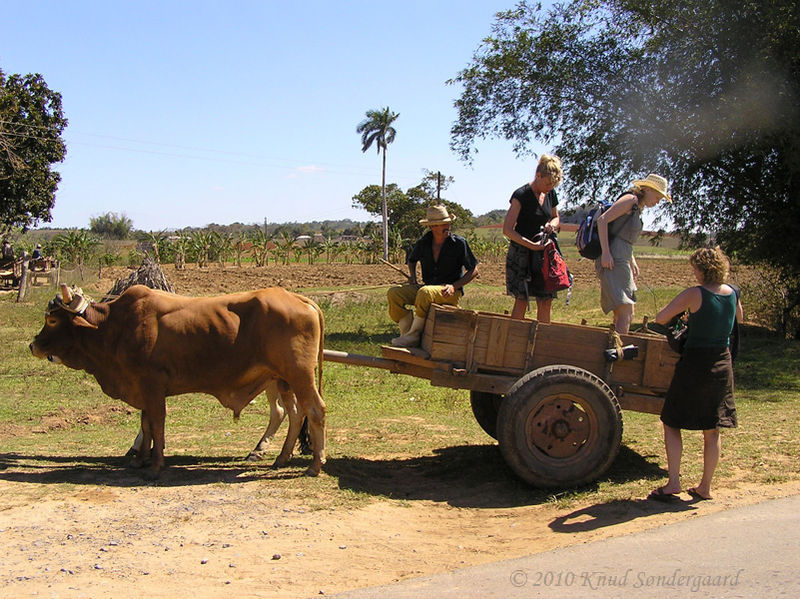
left=293, top=382, right=327, bottom=477
left=272, top=389, right=303, bottom=469
left=130, top=400, right=166, bottom=480
left=125, top=427, right=146, bottom=460
left=129, top=412, right=152, bottom=469
left=247, top=386, right=287, bottom=461
left=144, top=401, right=167, bottom=479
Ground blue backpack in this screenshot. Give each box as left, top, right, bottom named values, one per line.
left=575, top=200, right=614, bottom=259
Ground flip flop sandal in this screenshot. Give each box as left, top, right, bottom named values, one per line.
left=687, top=487, right=712, bottom=501
left=648, top=487, right=679, bottom=502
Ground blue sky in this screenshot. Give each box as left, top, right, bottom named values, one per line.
left=2, top=0, right=554, bottom=232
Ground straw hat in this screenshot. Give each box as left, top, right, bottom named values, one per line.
left=419, top=204, right=457, bottom=225
left=632, top=173, right=672, bottom=202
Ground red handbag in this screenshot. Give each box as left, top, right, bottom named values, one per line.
left=542, top=239, right=572, bottom=293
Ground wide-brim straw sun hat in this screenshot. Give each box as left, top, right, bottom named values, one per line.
left=632, top=173, right=672, bottom=202
left=419, top=204, right=457, bottom=225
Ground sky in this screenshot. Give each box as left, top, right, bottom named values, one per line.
left=1, top=0, right=555, bottom=232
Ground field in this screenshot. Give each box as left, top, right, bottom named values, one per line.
left=2, top=258, right=799, bottom=598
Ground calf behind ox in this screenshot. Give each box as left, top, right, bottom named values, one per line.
left=30, top=284, right=326, bottom=479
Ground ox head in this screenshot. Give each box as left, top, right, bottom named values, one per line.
left=29, top=284, right=98, bottom=366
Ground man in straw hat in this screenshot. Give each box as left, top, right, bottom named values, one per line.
left=595, top=173, right=672, bottom=333
left=388, top=204, right=479, bottom=347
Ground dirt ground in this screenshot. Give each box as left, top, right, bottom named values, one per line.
left=92, top=255, right=699, bottom=298
left=2, top=259, right=786, bottom=599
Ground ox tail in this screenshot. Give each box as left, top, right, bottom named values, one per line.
left=308, top=297, right=325, bottom=396
left=316, top=301, right=324, bottom=395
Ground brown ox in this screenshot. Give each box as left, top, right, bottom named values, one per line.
left=30, top=284, right=326, bottom=479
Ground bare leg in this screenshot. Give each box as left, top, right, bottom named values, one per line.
left=661, top=423, right=683, bottom=494
left=694, top=429, right=720, bottom=499
left=535, top=298, right=552, bottom=323
left=614, top=303, right=634, bottom=333
left=510, top=297, right=529, bottom=319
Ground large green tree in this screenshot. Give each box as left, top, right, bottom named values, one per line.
left=0, top=69, right=68, bottom=233
left=450, top=0, right=800, bottom=333
left=90, top=212, right=134, bottom=239
left=357, top=106, right=399, bottom=260
left=352, top=173, right=473, bottom=244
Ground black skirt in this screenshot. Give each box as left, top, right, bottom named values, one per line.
left=660, top=347, right=737, bottom=430
left=505, top=242, right=557, bottom=300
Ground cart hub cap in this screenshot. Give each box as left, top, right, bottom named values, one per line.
left=528, top=395, right=591, bottom=459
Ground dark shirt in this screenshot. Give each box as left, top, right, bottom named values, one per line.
left=687, top=287, right=737, bottom=349
left=407, top=232, right=478, bottom=286
left=510, top=183, right=558, bottom=239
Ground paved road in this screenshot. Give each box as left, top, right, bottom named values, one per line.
left=331, top=494, right=800, bottom=599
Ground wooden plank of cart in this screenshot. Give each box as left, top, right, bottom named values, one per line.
left=324, top=303, right=678, bottom=488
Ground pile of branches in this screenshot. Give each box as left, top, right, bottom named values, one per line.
left=103, top=257, right=174, bottom=301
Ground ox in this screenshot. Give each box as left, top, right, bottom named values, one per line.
left=30, top=284, right=326, bottom=479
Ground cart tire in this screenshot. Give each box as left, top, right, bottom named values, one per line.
left=470, top=391, right=503, bottom=440
left=497, top=365, right=622, bottom=488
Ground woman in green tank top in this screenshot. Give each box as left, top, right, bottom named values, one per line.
left=649, top=247, right=744, bottom=502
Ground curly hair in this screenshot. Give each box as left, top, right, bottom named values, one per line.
left=690, top=246, right=730, bottom=285
left=536, top=154, right=563, bottom=187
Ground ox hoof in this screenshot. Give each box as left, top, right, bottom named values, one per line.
left=246, top=451, right=267, bottom=462
left=142, top=467, right=161, bottom=481
left=129, top=457, right=148, bottom=469
left=303, top=466, right=322, bottom=477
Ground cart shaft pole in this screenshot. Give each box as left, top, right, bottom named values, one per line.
left=323, top=349, right=399, bottom=371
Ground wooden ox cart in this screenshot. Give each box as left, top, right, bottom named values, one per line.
left=324, top=304, right=678, bottom=488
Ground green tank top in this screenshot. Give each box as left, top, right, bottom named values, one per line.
left=686, top=286, right=737, bottom=348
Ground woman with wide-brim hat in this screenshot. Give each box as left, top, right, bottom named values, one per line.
left=387, top=204, right=479, bottom=347
left=595, top=173, right=672, bottom=333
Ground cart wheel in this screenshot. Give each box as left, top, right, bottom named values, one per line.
left=470, top=391, right=503, bottom=440
left=497, top=365, right=622, bottom=488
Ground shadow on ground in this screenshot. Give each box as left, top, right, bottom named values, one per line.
left=0, top=452, right=311, bottom=488
left=325, top=444, right=666, bottom=509
left=1, top=443, right=668, bottom=511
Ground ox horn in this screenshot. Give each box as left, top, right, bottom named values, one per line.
left=60, top=284, right=73, bottom=304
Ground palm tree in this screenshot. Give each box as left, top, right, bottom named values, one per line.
left=357, top=106, right=399, bottom=261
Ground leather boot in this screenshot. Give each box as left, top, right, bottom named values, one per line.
left=391, top=316, right=426, bottom=347
left=397, top=311, right=413, bottom=335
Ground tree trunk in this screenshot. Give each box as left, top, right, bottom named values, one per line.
left=381, top=148, right=389, bottom=261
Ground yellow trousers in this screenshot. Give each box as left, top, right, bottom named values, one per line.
left=387, top=283, right=461, bottom=322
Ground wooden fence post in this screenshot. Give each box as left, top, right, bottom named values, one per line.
left=16, top=251, right=30, bottom=302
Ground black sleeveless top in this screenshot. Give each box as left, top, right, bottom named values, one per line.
left=510, top=183, right=558, bottom=239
